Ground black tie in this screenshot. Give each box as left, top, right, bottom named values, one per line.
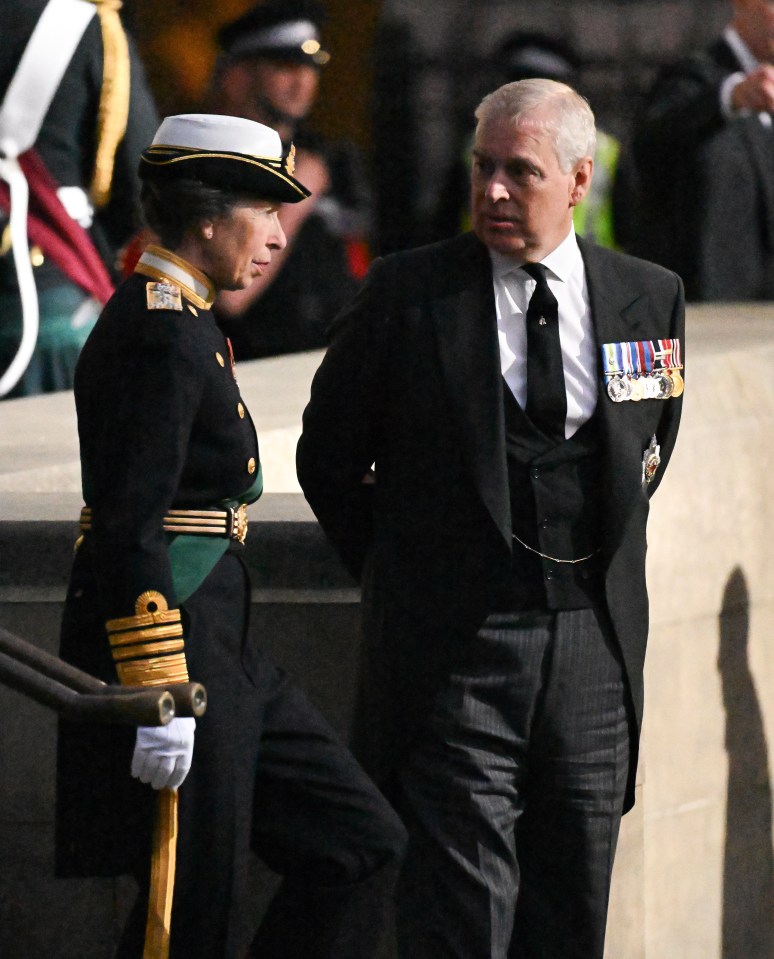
left=522, top=262, right=566, bottom=443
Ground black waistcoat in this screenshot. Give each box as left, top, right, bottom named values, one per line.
left=496, top=381, right=606, bottom=611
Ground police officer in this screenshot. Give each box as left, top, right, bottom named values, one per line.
left=206, top=0, right=370, bottom=359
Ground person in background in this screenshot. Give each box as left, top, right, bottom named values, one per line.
left=0, top=0, right=158, bottom=398
left=55, top=112, right=405, bottom=959
left=620, top=0, right=774, bottom=301
left=433, top=31, right=620, bottom=250
left=298, top=79, right=684, bottom=959
left=205, top=0, right=370, bottom=359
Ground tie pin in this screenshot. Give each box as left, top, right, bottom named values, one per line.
left=539, top=316, right=547, bottom=326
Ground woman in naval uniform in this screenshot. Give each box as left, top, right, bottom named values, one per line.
left=55, top=114, right=405, bottom=959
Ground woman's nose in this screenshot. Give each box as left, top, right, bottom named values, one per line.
left=271, top=214, right=287, bottom=250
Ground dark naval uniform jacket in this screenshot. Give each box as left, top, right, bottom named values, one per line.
left=297, top=231, right=684, bottom=810
left=56, top=246, right=264, bottom=875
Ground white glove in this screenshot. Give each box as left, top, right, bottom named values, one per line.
left=131, top=717, right=196, bottom=791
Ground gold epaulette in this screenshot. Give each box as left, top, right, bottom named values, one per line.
left=106, top=590, right=189, bottom=687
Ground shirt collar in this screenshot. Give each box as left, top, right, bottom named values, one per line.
left=135, top=244, right=216, bottom=309
left=724, top=26, right=759, bottom=73
left=489, top=227, right=582, bottom=284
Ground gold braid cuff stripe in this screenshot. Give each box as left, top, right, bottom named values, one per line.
left=111, top=639, right=186, bottom=662
left=109, top=593, right=189, bottom=686
left=116, top=654, right=189, bottom=687
left=107, top=607, right=182, bottom=634
left=109, top=623, right=184, bottom=647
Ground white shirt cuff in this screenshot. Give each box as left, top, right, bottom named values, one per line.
left=720, top=71, right=749, bottom=118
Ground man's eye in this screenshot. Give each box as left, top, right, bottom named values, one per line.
left=509, top=164, right=540, bottom=182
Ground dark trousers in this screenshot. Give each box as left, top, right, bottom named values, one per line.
left=117, top=678, right=407, bottom=959
left=112, top=556, right=407, bottom=959
left=395, top=608, right=630, bottom=959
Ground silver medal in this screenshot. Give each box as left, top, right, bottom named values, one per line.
left=607, top=375, right=632, bottom=403
left=655, top=372, right=674, bottom=399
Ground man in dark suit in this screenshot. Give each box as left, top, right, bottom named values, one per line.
left=297, top=79, right=684, bottom=959
left=620, top=0, right=774, bottom=301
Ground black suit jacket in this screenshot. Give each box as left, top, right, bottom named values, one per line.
left=626, top=36, right=774, bottom=301
left=297, top=232, right=684, bottom=808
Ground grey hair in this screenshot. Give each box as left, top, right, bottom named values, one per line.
left=474, top=79, right=596, bottom=172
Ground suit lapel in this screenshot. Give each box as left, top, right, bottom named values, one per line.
left=430, top=235, right=660, bottom=555
left=432, top=234, right=511, bottom=547
left=580, top=237, right=658, bottom=551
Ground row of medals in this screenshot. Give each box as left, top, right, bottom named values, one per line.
left=606, top=368, right=684, bottom=403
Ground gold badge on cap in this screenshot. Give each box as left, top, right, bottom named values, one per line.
left=285, top=143, right=296, bottom=176
left=146, top=280, right=183, bottom=312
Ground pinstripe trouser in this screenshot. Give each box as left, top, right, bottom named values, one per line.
left=395, top=607, right=630, bottom=959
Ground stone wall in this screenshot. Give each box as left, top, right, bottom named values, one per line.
left=2, top=307, right=774, bottom=956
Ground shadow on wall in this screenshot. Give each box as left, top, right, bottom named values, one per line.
left=718, top=566, right=774, bottom=959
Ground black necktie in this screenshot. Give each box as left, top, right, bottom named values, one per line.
left=522, top=262, right=566, bottom=443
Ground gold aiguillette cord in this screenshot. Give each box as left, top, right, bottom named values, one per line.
left=143, top=787, right=178, bottom=959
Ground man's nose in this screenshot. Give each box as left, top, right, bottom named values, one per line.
left=485, top=174, right=510, bottom=202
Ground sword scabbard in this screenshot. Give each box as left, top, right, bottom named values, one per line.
left=143, top=787, right=178, bottom=959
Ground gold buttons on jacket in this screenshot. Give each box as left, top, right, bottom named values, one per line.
left=247, top=457, right=256, bottom=474
left=215, top=352, right=225, bottom=367
left=237, top=402, right=245, bottom=419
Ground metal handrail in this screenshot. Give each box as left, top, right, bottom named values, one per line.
left=0, top=625, right=207, bottom=725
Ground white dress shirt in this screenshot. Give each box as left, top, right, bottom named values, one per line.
left=490, top=229, right=598, bottom=440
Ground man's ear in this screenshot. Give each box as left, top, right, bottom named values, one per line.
left=570, top=156, right=594, bottom=207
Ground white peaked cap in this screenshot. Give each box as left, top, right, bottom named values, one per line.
left=139, top=114, right=310, bottom=203
left=152, top=114, right=283, bottom=160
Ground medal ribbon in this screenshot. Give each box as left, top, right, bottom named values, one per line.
left=656, top=338, right=683, bottom=371
left=632, top=340, right=646, bottom=377
left=601, top=342, right=623, bottom=382
left=622, top=341, right=635, bottom=377
left=639, top=340, right=655, bottom=374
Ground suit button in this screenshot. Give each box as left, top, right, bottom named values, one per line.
left=540, top=518, right=550, bottom=529
left=247, top=457, right=256, bottom=474
left=237, top=402, right=245, bottom=419
left=531, top=468, right=540, bottom=479
left=215, top=352, right=225, bottom=367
